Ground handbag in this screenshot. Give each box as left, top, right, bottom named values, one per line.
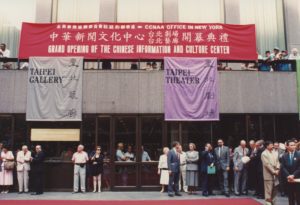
left=207, top=166, right=216, bottom=175
left=4, top=161, right=15, bottom=170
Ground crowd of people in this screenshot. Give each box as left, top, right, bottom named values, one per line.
left=159, top=139, right=300, bottom=205
left=241, top=47, right=300, bottom=72
left=0, top=138, right=300, bottom=205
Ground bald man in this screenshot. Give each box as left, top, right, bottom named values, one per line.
left=233, top=140, right=250, bottom=196
left=72, top=145, right=88, bottom=193
left=16, top=145, right=31, bottom=193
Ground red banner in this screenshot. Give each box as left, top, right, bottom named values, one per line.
left=19, top=22, right=257, bottom=60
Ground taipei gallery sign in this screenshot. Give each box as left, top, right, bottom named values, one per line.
left=26, top=57, right=83, bottom=121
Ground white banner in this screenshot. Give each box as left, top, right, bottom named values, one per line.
left=26, top=57, right=83, bottom=121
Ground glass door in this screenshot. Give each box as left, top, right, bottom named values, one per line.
left=112, top=116, right=138, bottom=189
left=139, top=116, right=163, bottom=187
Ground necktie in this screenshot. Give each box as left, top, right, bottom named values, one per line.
left=243, top=148, right=245, bottom=156
left=219, top=147, right=221, bottom=157
left=290, top=153, right=294, bottom=165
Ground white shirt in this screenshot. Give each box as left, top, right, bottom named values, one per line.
left=0, top=49, right=10, bottom=58
left=289, top=54, right=300, bottom=60
left=124, top=152, right=135, bottom=161
left=179, top=151, right=187, bottom=165
left=72, top=151, right=88, bottom=163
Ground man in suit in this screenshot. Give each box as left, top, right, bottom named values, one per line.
left=16, top=145, right=31, bottom=193
left=214, top=139, right=230, bottom=197
left=248, top=140, right=257, bottom=193
left=30, top=145, right=45, bottom=195
left=261, top=141, right=280, bottom=205
left=281, top=140, right=300, bottom=205
left=167, top=141, right=182, bottom=197
left=233, top=140, right=250, bottom=196
left=254, top=140, right=265, bottom=199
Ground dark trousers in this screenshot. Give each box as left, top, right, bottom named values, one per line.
left=257, top=171, right=264, bottom=197
left=202, top=173, right=214, bottom=194
left=286, top=183, right=300, bottom=205
left=168, top=172, right=179, bottom=194
left=33, top=171, right=44, bottom=194
left=217, top=169, right=229, bottom=194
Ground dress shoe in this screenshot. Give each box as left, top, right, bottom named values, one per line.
left=242, top=192, right=248, bottom=195
left=175, top=193, right=182, bottom=196
left=18, top=192, right=24, bottom=194
left=72, top=191, right=79, bottom=194
left=234, top=193, right=240, bottom=196
left=202, top=192, right=208, bottom=197
left=168, top=193, right=174, bottom=197
left=225, top=193, right=230, bottom=197
left=31, top=192, right=42, bottom=195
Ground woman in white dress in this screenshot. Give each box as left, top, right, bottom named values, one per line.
left=158, top=147, right=169, bottom=193
left=0, top=146, right=15, bottom=193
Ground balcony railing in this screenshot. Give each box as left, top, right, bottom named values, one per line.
left=0, top=58, right=297, bottom=71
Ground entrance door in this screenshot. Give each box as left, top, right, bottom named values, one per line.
left=97, top=115, right=165, bottom=190
left=112, top=116, right=138, bottom=189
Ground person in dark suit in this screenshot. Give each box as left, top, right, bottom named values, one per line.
left=254, top=140, right=265, bottom=199
left=281, top=140, right=300, bottom=205
left=30, top=145, right=45, bottom=195
left=201, top=143, right=216, bottom=197
left=214, top=139, right=230, bottom=197
left=167, top=141, right=182, bottom=197
left=248, top=140, right=257, bottom=193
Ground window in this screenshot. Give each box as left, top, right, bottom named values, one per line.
left=212, top=115, right=246, bottom=148
left=261, top=115, right=275, bottom=141
left=54, top=0, right=101, bottom=22
left=14, top=115, right=28, bottom=150
left=240, top=0, right=286, bottom=54
left=182, top=122, right=212, bottom=151
left=114, top=117, right=137, bottom=186
left=0, top=0, right=36, bottom=57
left=140, top=116, right=162, bottom=186
left=178, top=0, right=224, bottom=23
left=246, top=115, right=260, bottom=141
left=0, top=116, right=12, bottom=147
left=275, top=114, right=299, bottom=142
left=117, top=0, right=163, bottom=22
left=82, top=115, right=96, bottom=153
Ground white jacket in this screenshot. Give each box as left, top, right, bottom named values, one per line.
left=17, top=151, right=31, bottom=171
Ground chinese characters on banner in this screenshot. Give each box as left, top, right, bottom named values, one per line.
left=19, top=23, right=257, bottom=60
left=164, top=57, right=219, bottom=121
left=26, top=57, right=83, bottom=121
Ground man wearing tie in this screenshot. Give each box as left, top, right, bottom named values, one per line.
left=16, top=145, right=31, bottom=193
left=233, top=140, right=249, bottom=196
left=214, top=139, right=230, bottom=197
left=281, top=140, right=300, bottom=205
left=167, top=141, right=182, bottom=197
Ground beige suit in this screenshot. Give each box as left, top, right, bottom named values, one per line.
left=261, top=150, right=280, bottom=205
left=16, top=151, right=31, bottom=192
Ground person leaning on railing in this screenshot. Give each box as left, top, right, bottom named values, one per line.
left=0, top=43, right=12, bottom=69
